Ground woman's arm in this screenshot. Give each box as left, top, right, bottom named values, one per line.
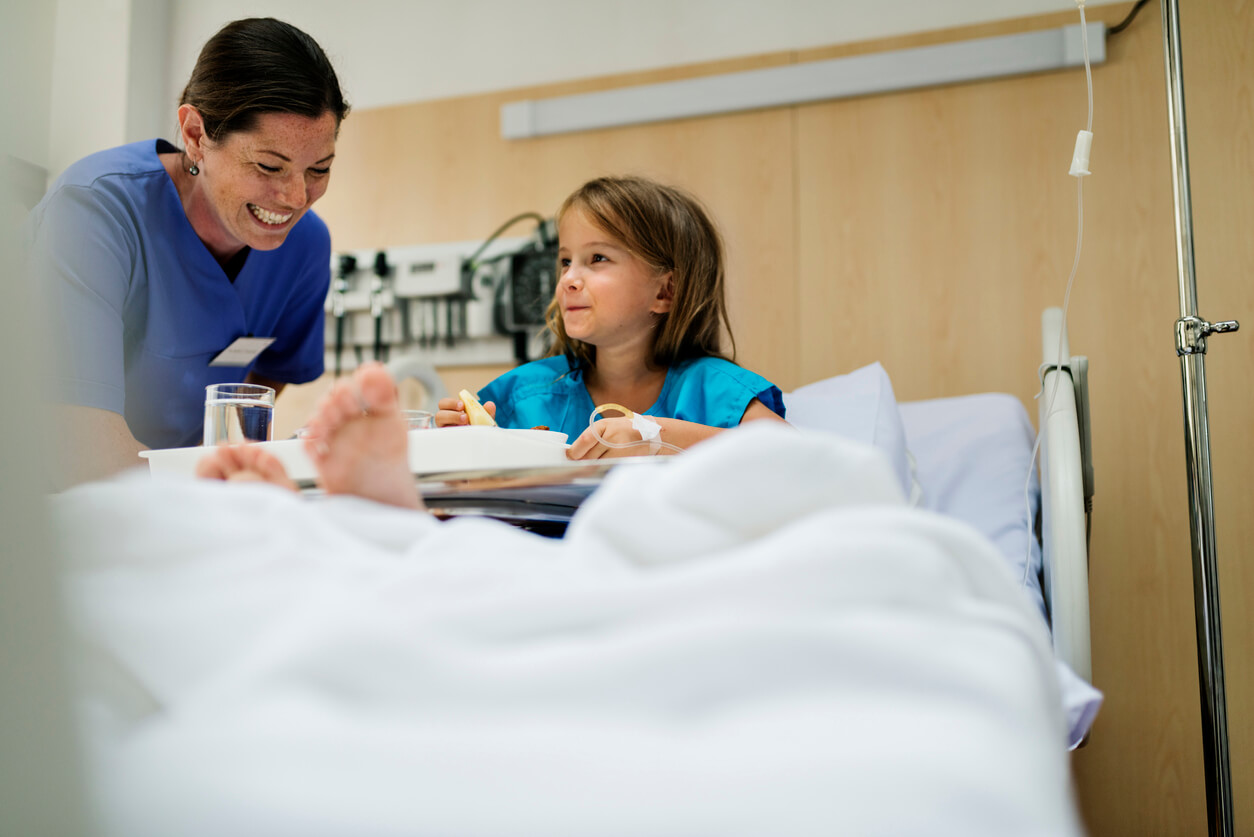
left=52, top=406, right=149, bottom=489
left=29, top=184, right=142, bottom=488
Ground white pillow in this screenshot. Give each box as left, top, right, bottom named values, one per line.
left=783, top=362, right=914, bottom=500
left=897, top=394, right=1043, bottom=616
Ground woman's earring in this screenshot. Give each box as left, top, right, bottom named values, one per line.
left=188, top=159, right=200, bottom=176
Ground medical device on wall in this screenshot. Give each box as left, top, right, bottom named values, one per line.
left=462, top=213, right=560, bottom=363
left=331, top=253, right=355, bottom=376
left=326, top=213, right=558, bottom=370
left=370, top=251, right=392, bottom=363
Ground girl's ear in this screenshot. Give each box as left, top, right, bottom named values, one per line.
left=651, top=272, right=675, bottom=314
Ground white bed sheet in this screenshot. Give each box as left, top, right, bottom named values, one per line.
left=58, top=423, right=1082, bottom=837
left=787, top=366, right=1099, bottom=747
left=900, top=393, right=1101, bottom=747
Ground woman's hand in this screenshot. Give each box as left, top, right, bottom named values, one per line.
left=566, top=417, right=655, bottom=460
left=435, top=395, right=497, bottom=427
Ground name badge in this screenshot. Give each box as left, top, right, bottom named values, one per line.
left=210, top=336, right=275, bottom=367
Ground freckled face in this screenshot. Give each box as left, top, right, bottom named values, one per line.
left=196, top=111, right=338, bottom=253
left=556, top=210, right=671, bottom=350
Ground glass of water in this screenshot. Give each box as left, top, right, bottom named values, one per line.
left=204, top=383, right=276, bottom=445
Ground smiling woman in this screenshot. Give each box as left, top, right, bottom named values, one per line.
left=25, top=18, right=350, bottom=487
left=169, top=110, right=339, bottom=262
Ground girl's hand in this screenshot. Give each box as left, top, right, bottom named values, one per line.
left=566, top=417, right=653, bottom=460
left=435, top=395, right=497, bottom=427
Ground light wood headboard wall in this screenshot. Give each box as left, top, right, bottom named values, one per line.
left=311, top=3, right=1253, bottom=832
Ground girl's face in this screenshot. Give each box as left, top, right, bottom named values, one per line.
left=184, top=109, right=338, bottom=260
left=556, top=209, right=673, bottom=351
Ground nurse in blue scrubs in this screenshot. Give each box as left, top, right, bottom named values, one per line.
left=27, top=17, right=350, bottom=486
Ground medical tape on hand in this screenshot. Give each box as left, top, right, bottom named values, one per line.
left=630, top=414, right=663, bottom=454
left=591, top=403, right=664, bottom=453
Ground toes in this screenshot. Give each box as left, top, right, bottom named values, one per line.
left=322, top=379, right=357, bottom=426
left=356, top=362, right=399, bottom=414
left=332, top=374, right=369, bottom=420
left=306, top=363, right=399, bottom=442
left=302, top=435, right=331, bottom=462
left=300, top=362, right=404, bottom=472
left=195, top=450, right=229, bottom=480
left=304, top=378, right=358, bottom=443
left=250, top=448, right=296, bottom=490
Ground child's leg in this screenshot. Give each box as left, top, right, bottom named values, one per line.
left=195, top=444, right=298, bottom=492
left=302, top=362, right=423, bottom=510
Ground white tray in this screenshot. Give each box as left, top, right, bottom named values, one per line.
left=139, top=427, right=570, bottom=482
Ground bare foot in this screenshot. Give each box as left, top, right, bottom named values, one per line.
left=302, top=362, right=423, bottom=510
left=195, top=444, right=298, bottom=492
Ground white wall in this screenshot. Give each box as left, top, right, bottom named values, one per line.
left=43, top=0, right=171, bottom=180
left=165, top=0, right=1103, bottom=113
left=47, top=0, right=133, bottom=178
left=127, top=0, right=174, bottom=142
left=1, top=0, right=56, bottom=167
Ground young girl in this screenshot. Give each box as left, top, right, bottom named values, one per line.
left=439, top=176, right=787, bottom=459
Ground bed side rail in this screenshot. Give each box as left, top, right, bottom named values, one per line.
left=1039, top=307, right=1093, bottom=682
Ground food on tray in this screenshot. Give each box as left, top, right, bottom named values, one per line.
left=459, top=389, right=497, bottom=427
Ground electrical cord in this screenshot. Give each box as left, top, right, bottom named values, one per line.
left=1107, top=0, right=1151, bottom=36
left=464, top=212, right=547, bottom=271
left=1022, top=1, right=1094, bottom=587
left=467, top=212, right=556, bottom=352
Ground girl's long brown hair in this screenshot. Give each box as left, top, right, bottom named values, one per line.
left=545, top=176, right=735, bottom=370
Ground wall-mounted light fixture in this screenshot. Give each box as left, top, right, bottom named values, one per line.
left=502, top=22, right=1105, bottom=140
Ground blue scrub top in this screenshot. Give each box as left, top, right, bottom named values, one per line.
left=478, top=355, right=785, bottom=442
left=27, top=139, right=330, bottom=449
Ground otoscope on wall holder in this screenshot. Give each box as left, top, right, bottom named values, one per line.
left=371, top=251, right=390, bottom=362
left=333, top=253, right=356, bottom=376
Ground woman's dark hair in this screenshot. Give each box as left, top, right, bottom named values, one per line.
left=180, top=17, right=350, bottom=141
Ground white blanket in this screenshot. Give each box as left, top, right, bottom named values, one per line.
left=57, top=424, right=1082, bottom=836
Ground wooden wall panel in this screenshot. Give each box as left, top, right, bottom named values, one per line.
left=292, top=3, right=1252, bottom=833
left=315, top=52, right=800, bottom=389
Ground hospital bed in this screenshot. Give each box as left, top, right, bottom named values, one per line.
left=410, top=306, right=1094, bottom=683
left=55, top=307, right=1096, bottom=836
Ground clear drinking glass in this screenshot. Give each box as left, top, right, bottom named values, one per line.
left=204, top=383, right=276, bottom=445
left=402, top=410, right=434, bottom=429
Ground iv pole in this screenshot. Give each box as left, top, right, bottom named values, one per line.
left=1159, top=1, right=1238, bottom=834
